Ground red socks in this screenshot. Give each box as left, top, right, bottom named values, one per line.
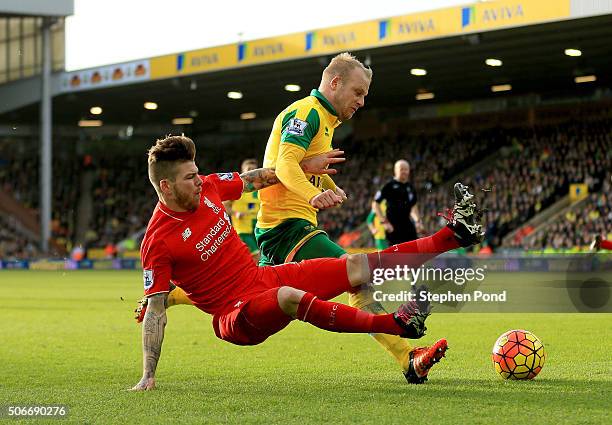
left=296, top=292, right=404, bottom=335
left=294, top=228, right=462, bottom=335
left=601, top=239, right=612, bottom=250
left=381, top=226, right=460, bottom=254
left=367, top=226, right=460, bottom=270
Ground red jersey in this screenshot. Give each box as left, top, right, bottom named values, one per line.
left=140, top=172, right=260, bottom=314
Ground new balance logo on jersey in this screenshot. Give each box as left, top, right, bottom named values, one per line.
left=182, top=227, right=192, bottom=241
left=234, top=300, right=244, bottom=307
left=203, top=196, right=221, bottom=214
left=286, top=118, right=308, bottom=136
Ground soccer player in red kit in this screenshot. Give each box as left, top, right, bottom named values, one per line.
left=130, top=135, right=485, bottom=391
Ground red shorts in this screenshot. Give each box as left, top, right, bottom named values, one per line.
left=212, top=257, right=351, bottom=346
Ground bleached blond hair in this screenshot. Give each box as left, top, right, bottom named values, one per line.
left=322, top=52, right=373, bottom=83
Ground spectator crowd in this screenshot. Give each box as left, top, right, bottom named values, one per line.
left=522, top=177, right=611, bottom=250
left=0, top=113, right=610, bottom=258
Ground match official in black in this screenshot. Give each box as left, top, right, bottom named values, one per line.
left=372, top=159, right=422, bottom=245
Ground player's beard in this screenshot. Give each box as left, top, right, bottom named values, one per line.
left=336, top=91, right=355, bottom=121
left=340, top=103, right=356, bottom=122
left=173, top=187, right=199, bottom=211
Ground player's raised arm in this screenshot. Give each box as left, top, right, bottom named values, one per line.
left=130, top=293, right=167, bottom=391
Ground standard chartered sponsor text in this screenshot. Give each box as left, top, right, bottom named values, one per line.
left=195, top=217, right=232, bottom=261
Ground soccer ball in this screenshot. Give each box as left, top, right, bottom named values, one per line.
left=492, top=329, right=545, bottom=380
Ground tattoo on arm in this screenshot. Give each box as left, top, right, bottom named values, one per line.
left=141, top=293, right=167, bottom=379
left=240, top=168, right=280, bottom=192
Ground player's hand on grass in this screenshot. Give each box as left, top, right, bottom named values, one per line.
left=300, top=149, right=345, bottom=175
left=310, top=189, right=344, bottom=209
left=130, top=377, right=156, bottom=391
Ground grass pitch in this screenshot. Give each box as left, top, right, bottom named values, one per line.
left=1, top=270, right=610, bottom=424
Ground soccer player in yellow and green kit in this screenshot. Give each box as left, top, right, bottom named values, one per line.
left=367, top=202, right=389, bottom=250
left=254, top=52, right=421, bottom=382
left=224, top=159, right=261, bottom=257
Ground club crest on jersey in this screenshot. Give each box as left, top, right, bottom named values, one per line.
left=286, top=118, right=308, bottom=136
left=216, top=172, right=234, bottom=181
left=143, top=269, right=154, bottom=290
left=203, top=196, right=221, bottom=214
left=182, top=227, right=192, bottom=241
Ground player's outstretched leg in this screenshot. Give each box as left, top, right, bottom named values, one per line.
left=279, top=285, right=431, bottom=339
left=134, top=282, right=193, bottom=323
left=251, top=258, right=446, bottom=382
left=366, top=182, right=484, bottom=271
left=356, top=182, right=482, bottom=381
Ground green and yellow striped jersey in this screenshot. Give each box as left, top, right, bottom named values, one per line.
left=257, top=89, right=341, bottom=228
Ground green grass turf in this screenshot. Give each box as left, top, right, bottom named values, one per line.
left=1, top=270, right=610, bottom=424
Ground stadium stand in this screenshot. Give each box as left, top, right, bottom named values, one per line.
left=90, top=155, right=153, bottom=249
left=0, top=213, right=39, bottom=259
left=416, top=116, right=612, bottom=250
left=1, top=106, right=609, bottom=256
left=319, top=127, right=508, bottom=242
left=0, top=146, right=81, bottom=250
left=520, top=177, right=611, bottom=250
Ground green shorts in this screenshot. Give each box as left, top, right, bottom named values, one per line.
left=375, top=238, right=389, bottom=250
left=255, top=218, right=346, bottom=266
left=239, top=233, right=259, bottom=254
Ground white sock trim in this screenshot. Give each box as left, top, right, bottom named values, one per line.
left=301, top=295, right=318, bottom=321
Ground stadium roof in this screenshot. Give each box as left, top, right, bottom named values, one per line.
left=0, top=0, right=73, bottom=17
left=1, top=2, right=611, bottom=128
